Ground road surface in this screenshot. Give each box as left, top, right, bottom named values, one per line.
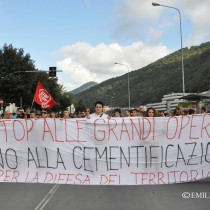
left=0, top=178, right=209, bottom=210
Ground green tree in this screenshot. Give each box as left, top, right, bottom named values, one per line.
left=0, top=43, right=79, bottom=112
left=0, top=44, right=37, bottom=108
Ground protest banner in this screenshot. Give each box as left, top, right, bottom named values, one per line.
left=0, top=114, right=210, bottom=185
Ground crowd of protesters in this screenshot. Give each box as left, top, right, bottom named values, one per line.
left=113, top=105, right=207, bottom=118
left=0, top=100, right=208, bottom=120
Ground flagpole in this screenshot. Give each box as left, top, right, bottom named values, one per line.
left=30, top=100, right=34, bottom=110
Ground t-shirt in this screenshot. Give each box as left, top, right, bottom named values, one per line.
left=89, top=113, right=108, bottom=119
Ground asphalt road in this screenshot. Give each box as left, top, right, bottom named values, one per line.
left=0, top=179, right=209, bottom=210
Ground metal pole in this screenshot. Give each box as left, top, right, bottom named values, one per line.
left=115, top=62, right=131, bottom=109
left=152, top=2, right=185, bottom=95
left=20, top=96, right=22, bottom=108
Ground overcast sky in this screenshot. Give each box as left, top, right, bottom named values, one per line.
left=1, top=0, right=210, bottom=90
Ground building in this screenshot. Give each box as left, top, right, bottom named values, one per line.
left=146, top=90, right=210, bottom=114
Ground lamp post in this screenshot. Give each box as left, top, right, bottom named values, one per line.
left=115, top=62, right=131, bottom=109
left=152, top=2, right=185, bottom=96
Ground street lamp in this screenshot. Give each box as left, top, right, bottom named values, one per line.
left=152, top=2, right=185, bottom=96
left=115, top=62, right=131, bottom=109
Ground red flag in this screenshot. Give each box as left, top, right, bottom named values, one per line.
left=33, top=81, right=56, bottom=108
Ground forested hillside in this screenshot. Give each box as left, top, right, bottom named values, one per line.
left=75, top=42, right=210, bottom=107
left=70, top=81, right=98, bottom=95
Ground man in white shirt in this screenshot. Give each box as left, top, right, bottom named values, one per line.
left=88, top=101, right=108, bottom=119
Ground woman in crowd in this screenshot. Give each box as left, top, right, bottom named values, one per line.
left=50, top=111, right=57, bottom=118
left=146, top=107, right=158, bottom=117
left=63, top=110, right=70, bottom=119
left=124, top=110, right=131, bottom=117
left=113, top=108, right=122, bottom=117
left=85, top=107, right=91, bottom=118
left=173, top=107, right=182, bottom=116
left=131, top=108, right=138, bottom=117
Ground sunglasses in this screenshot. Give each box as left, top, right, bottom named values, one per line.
left=42, top=112, right=47, bottom=114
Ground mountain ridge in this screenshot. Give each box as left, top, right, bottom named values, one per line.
left=70, top=81, right=98, bottom=95
left=75, top=41, right=210, bottom=108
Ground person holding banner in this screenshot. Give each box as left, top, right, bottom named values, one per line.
left=139, top=105, right=146, bottom=117
left=200, top=106, right=206, bottom=114
left=50, top=111, right=57, bottom=118
left=85, top=107, right=91, bottom=118
left=14, top=107, right=25, bottom=119
left=63, top=110, right=70, bottom=119
left=41, top=109, right=50, bottom=118
left=124, top=110, right=131, bottom=117
left=88, top=101, right=109, bottom=119
left=113, top=108, right=122, bottom=117
left=173, top=107, right=182, bottom=116
left=3, top=110, right=12, bottom=119
left=131, top=108, right=138, bottom=117
left=146, top=107, right=158, bottom=117
left=30, top=110, right=37, bottom=119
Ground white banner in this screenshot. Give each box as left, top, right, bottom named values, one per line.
left=0, top=114, right=210, bottom=185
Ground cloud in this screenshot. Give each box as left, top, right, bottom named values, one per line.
left=56, top=41, right=170, bottom=91
left=111, top=0, right=210, bottom=46
left=55, top=0, right=210, bottom=91
left=110, top=0, right=162, bottom=42
left=178, top=0, right=210, bottom=45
